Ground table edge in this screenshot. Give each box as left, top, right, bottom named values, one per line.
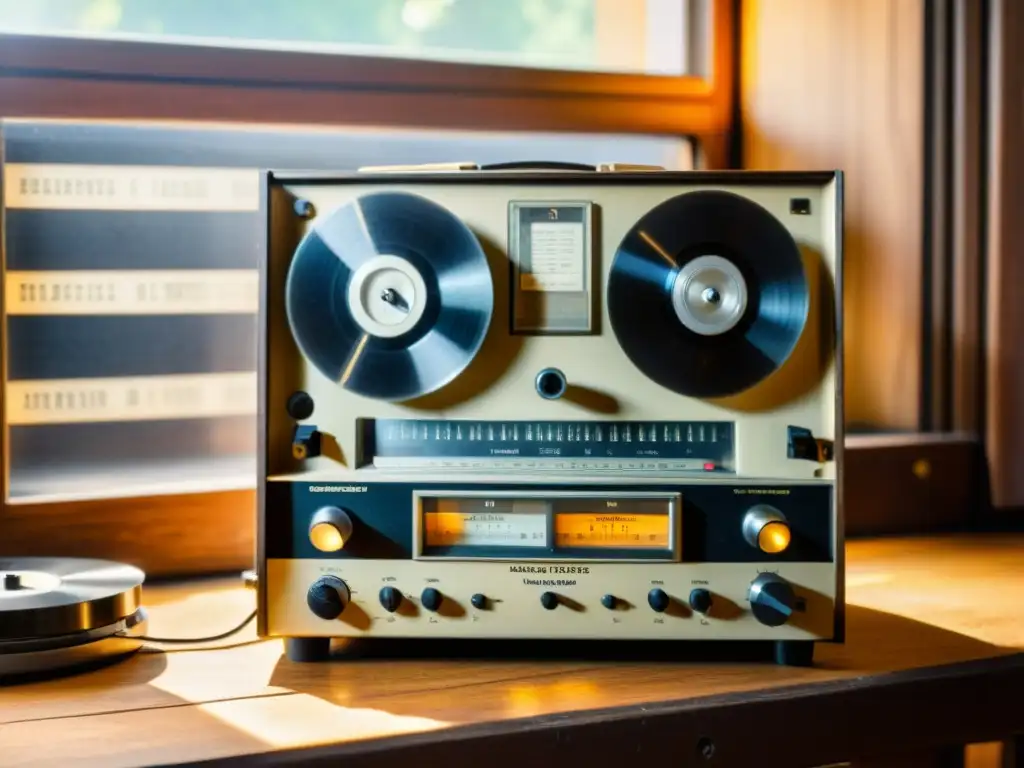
left=154, top=651, right=1024, bottom=768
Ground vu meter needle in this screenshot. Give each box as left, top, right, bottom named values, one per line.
left=638, top=230, right=678, bottom=268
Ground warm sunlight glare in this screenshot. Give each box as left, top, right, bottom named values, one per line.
left=197, top=694, right=450, bottom=749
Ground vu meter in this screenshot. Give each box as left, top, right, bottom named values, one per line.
left=553, top=513, right=670, bottom=549
left=423, top=505, right=548, bottom=548
left=413, top=491, right=679, bottom=560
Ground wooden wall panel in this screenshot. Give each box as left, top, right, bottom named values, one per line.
left=984, top=0, right=1024, bottom=512
left=740, top=0, right=924, bottom=432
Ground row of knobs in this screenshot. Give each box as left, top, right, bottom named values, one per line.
left=307, top=572, right=796, bottom=627
left=307, top=579, right=463, bottom=619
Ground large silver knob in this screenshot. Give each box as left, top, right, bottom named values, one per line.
left=308, top=506, right=354, bottom=553
left=741, top=504, right=791, bottom=554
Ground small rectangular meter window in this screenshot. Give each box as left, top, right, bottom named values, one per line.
left=414, top=491, right=679, bottom=561
left=423, top=499, right=548, bottom=549
left=553, top=512, right=670, bottom=549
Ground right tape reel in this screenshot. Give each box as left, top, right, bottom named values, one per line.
left=607, top=190, right=810, bottom=399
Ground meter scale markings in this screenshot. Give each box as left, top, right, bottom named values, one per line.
left=372, top=419, right=734, bottom=468
left=554, top=512, right=671, bottom=550
left=424, top=505, right=548, bottom=548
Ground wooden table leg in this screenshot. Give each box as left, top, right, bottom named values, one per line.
left=1001, top=737, right=1021, bottom=768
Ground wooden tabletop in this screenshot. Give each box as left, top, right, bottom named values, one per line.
left=1, top=534, right=1022, bottom=768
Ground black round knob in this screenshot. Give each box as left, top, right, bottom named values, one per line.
left=535, top=368, right=567, bottom=400
left=600, top=594, right=617, bottom=610
left=286, top=390, right=315, bottom=420
left=689, top=588, right=713, bottom=614
left=540, top=591, right=559, bottom=610
left=647, top=588, right=670, bottom=613
left=379, top=586, right=403, bottom=613
left=471, top=593, right=488, bottom=610
left=306, top=575, right=350, bottom=620
left=3, top=573, right=22, bottom=591
left=421, top=587, right=443, bottom=612
left=748, top=573, right=796, bottom=627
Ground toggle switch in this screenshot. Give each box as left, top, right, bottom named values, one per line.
left=292, top=424, right=321, bottom=459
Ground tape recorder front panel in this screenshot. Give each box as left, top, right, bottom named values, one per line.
left=257, top=168, right=843, bottom=666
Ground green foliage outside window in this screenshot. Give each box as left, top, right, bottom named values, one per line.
left=0, top=0, right=599, bottom=70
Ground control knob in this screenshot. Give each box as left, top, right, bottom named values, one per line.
left=535, top=368, right=568, bottom=400
left=308, top=506, right=354, bottom=553
left=307, top=575, right=351, bottom=620
left=421, top=587, right=443, bottom=612
left=379, top=586, right=403, bottom=613
left=689, top=588, right=713, bottom=614
left=647, top=588, right=671, bottom=613
left=741, top=504, right=791, bottom=554
left=747, top=572, right=796, bottom=627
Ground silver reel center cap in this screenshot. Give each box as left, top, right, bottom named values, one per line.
left=671, top=254, right=748, bottom=336
left=347, top=254, right=428, bottom=339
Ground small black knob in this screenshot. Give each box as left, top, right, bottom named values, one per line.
left=748, top=573, right=796, bottom=627
left=306, top=576, right=350, bottom=621
left=3, top=573, right=22, bottom=591
left=647, top=588, right=670, bottom=613
left=540, top=591, right=559, bottom=610
left=471, top=593, right=488, bottom=610
left=286, top=390, right=315, bottom=420
left=535, top=368, right=567, bottom=400
left=689, top=588, right=713, bottom=614
left=421, top=587, right=443, bottom=612
left=379, top=586, right=403, bottom=613
left=600, top=594, right=617, bottom=610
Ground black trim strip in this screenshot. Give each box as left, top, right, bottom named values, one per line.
left=268, top=169, right=840, bottom=187
left=921, top=0, right=954, bottom=432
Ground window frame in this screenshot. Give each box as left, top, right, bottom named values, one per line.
left=0, top=0, right=737, bottom=577
left=0, top=0, right=735, bottom=143
left=0, top=0, right=984, bottom=574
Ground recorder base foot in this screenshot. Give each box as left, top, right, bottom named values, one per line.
left=773, top=640, right=815, bottom=667
left=284, top=637, right=331, bottom=663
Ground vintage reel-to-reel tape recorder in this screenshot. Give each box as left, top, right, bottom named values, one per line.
left=257, top=163, right=843, bottom=667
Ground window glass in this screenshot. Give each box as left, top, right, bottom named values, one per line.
left=0, top=0, right=700, bottom=76
left=2, top=120, right=692, bottom=502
